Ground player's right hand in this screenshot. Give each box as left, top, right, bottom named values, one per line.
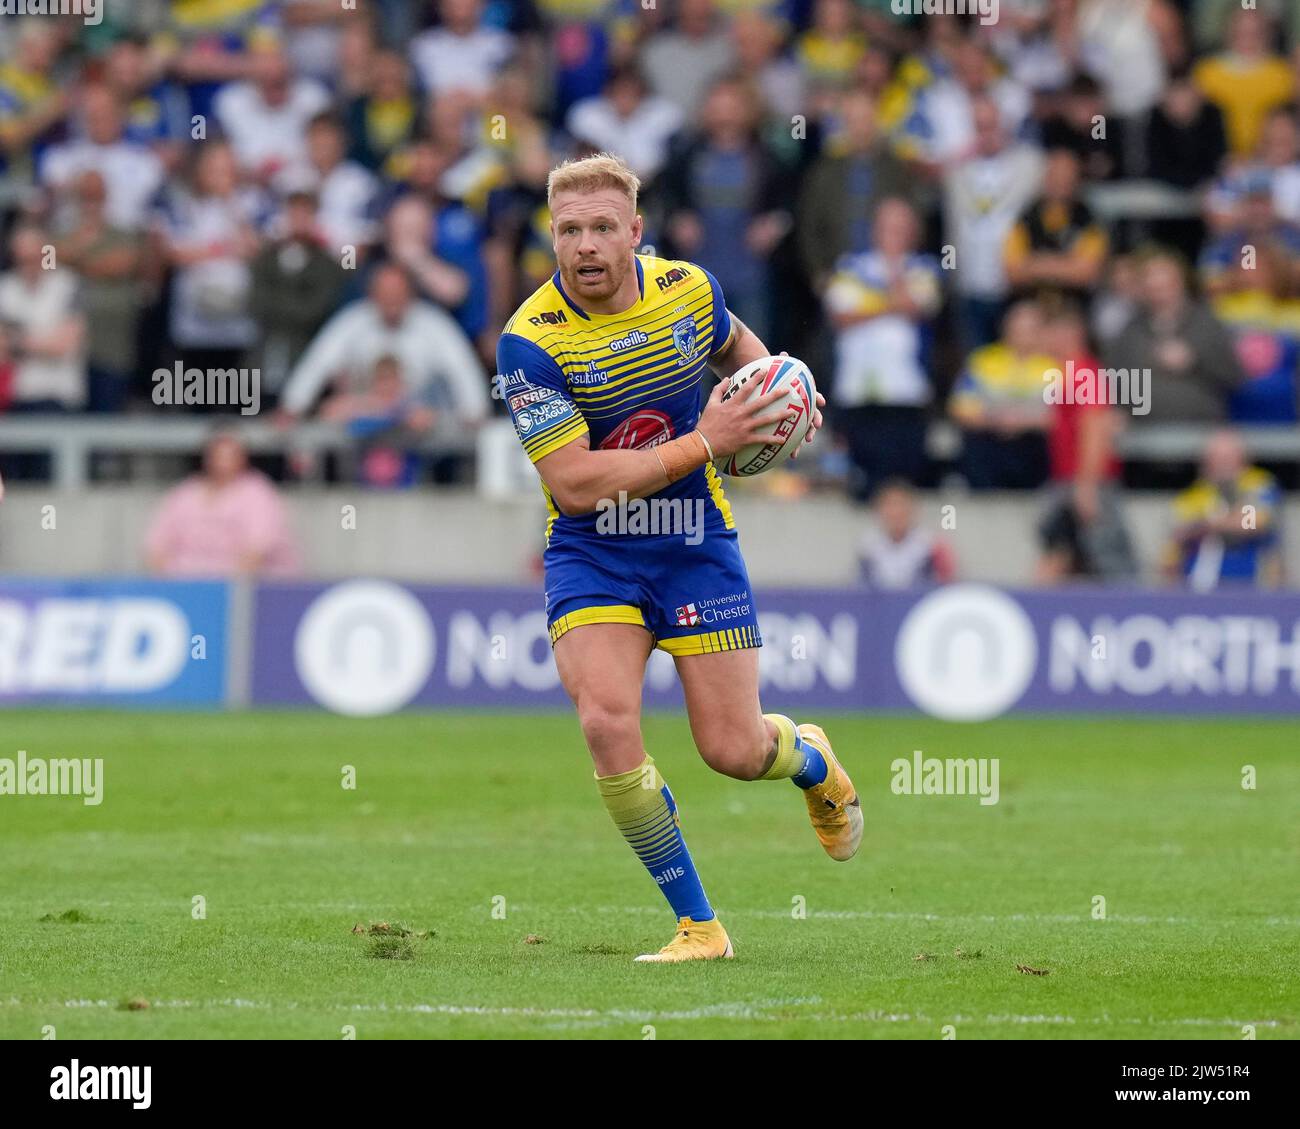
left=696, top=375, right=791, bottom=460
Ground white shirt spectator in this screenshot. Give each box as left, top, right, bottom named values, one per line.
left=825, top=251, right=942, bottom=407
left=410, top=27, right=513, bottom=96
left=1078, top=0, right=1166, bottom=116
left=41, top=141, right=164, bottom=231
left=566, top=95, right=684, bottom=182
left=213, top=78, right=332, bottom=174
left=917, top=77, right=1032, bottom=165
left=275, top=160, right=380, bottom=254
left=943, top=144, right=1045, bottom=298
left=858, top=525, right=951, bottom=589
left=281, top=298, right=490, bottom=422
left=0, top=269, right=86, bottom=408
left=640, top=32, right=735, bottom=116
left=161, top=189, right=265, bottom=349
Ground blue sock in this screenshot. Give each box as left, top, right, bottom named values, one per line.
left=791, top=731, right=828, bottom=790
left=596, top=758, right=714, bottom=922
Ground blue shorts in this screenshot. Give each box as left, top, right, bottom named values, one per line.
left=544, top=530, right=762, bottom=655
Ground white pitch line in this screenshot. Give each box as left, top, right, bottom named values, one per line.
left=0, top=997, right=1289, bottom=1031
left=582, top=905, right=1300, bottom=928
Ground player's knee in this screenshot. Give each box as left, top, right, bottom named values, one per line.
left=577, top=700, right=641, bottom=760
left=694, top=722, right=769, bottom=781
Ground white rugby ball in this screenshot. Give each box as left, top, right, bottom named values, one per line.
left=713, top=355, right=816, bottom=477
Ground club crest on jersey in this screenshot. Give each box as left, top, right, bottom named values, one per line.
left=675, top=603, right=700, bottom=627
left=671, top=315, right=698, bottom=361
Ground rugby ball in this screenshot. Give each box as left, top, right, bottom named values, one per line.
left=713, top=355, right=816, bottom=477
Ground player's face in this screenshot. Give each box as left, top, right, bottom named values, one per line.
left=551, top=189, right=642, bottom=306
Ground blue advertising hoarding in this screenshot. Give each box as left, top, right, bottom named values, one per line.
left=0, top=579, right=228, bottom=707
left=249, top=580, right=1300, bottom=719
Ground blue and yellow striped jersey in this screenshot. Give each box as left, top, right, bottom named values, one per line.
left=497, top=254, right=738, bottom=543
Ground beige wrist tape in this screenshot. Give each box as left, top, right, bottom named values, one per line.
left=653, top=430, right=712, bottom=484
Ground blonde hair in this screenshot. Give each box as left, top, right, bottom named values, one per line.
left=547, top=152, right=641, bottom=210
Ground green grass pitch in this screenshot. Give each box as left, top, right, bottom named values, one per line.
left=1, top=709, right=1296, bottom=1040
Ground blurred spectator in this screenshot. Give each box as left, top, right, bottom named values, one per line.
left=146, top=431, right=301, bottom=578
left=1255, top=108, right=1300, bottom=225
left=795, top=0, right=867, bottom=92
left=52, top=170, right=144, bottom=413
left=1106, top=250, right=1243, bottom=424
left=41, top=85, right=165, bottom=232
left=641, top=0, right=736, bottom=117
left=539, top=0, right=624, bottom=124
left=249, top=189, right=346, bottom=406
left=1041, top=75, right=1121, bottom=184
left=566, top=67, right=683, bottom=184
left=1208, top=242, right=1300, bottom=424
left=857, top=479, right=956, bottom=590
left=0, top=326, right=13, bottom=413
left=275, top=112, right=380, bottom=257
left=213, top=42, right=331, bottom=182
left=1194, top=9, right=1294, bottom=158
left=319, top=354, right=439, bottom=488
left=1199, top=180, right=1300, bottom=297
left=1092, top=253, right=1142, bottom=350
left=102, top=34, right=189, bottom=175
left=1145, top=68, right=1228, bottom=190
left=386, top=141, right=491, bottom=343
left=987, top=1, right=1074, bottom=99
left=410, top=0, right=514, bottom=98
left=344, top=48, right=421, bottom=173
left=0, top=23, right=68, bottom=188
left=949, top=299, right=1054, bottom=491
left=912, top=39, right=1031, bottom=167
left=824, top=197, right=941, bottom=498
left=279, top=262, right=489, bottom=427
left=796, top=87, right=910, bottom=292
left=942, top=96, right=1044, bottom=349
left=661, top=75, right=790, bottom=344
left=281, top=0, right=357, bottom=87
left=158, top=142, right=264, bottom=376
left=730, top=11, right=805, bottom=125
left=379, top=194, right=473, bottom=326
left=0, top=223, right=87, bottom=414
left=1076, top=0, right=1171, bottom=118
left=1162, top=429, right=1284, bottom=588
left=1004, top=148, right=1109, bottom=304
left=1035, top=300, right=1137, bottom=584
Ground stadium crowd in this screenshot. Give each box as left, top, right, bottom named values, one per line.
left=0, top=0, right=1294, bottom=587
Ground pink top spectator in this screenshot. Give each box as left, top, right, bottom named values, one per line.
left=146, top=469, right=301, bottom=577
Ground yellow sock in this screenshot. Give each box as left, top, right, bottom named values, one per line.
left=595, top=755, right=714, bottom=921
left=759, top=713, right=802, bottom=780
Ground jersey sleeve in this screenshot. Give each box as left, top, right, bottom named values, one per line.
left=701, top=267, right=735, bottom=358
left=496, top=331, right=589, bottom=462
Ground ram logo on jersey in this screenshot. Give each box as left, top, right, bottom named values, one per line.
left=655, top=265, right=693, bottom=291
left=528, top=309, right=568, bottom=326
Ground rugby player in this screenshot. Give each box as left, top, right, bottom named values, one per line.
left=496, top=153, right=861, bottom=962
